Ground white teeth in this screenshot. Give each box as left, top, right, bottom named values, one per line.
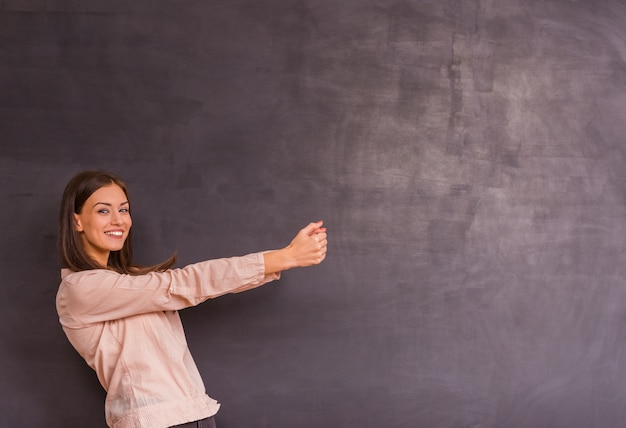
left=105, top=231, right=123, bottom=236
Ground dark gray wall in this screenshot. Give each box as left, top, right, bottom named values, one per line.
left=2, top=1, right=626, bottom=427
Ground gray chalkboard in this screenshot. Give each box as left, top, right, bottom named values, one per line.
left=2, top=1, right=626, bottom=427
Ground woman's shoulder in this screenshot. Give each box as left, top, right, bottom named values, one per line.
left=60, top=267, right=119, bottom=285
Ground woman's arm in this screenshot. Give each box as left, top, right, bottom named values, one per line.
left=57, top=221, right=328, bottom=327
left=58, top=254, right=273, bottom=327
left=263, top=221, right=328, bottom=275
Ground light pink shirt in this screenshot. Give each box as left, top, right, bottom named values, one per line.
left=56, top=252, right=279, bottom=428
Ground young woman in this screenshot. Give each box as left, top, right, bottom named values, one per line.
left=56, top=170, right=328, bottom=428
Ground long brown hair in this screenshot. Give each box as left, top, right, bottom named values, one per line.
left=58, top=170, right=176, bottom=274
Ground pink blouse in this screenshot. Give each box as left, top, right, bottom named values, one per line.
left=56, top=253, right=279, bottom=427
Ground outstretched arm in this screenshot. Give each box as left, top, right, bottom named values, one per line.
left=263, top=221, right=328, bottom=275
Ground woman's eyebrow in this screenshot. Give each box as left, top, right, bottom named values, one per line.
left=93, top=201, right=129, bottom=207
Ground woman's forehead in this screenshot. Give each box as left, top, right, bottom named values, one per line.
left=87, top=184, right=128, bottom=204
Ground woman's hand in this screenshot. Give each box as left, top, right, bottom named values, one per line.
left=286, top=221, right=328, bottom=267
left=264, top=221, right=328, bottom=275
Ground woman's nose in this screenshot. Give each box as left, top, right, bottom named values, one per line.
left=110, top=211, right=123, bottom=224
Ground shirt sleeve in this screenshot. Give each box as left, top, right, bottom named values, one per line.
left=57, top=252, right=280, bottom=328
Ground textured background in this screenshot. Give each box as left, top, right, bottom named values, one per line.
left=2, top=1, right=626, bottom=427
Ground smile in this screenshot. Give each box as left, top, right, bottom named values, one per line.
left=105, top=231, right=124, bottom=237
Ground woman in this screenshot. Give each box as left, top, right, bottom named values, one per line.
left=56, top=170, right=328, bottom=428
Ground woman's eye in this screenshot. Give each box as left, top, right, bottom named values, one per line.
left=120, top=208, right=129, bottom=213
left=98, top=209, right=109, bottom=214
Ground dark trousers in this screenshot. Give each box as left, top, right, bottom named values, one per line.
left=170, top=416, right=217, bottom=428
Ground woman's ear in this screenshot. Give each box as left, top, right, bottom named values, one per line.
left=73, top=213, right=83, bottom=232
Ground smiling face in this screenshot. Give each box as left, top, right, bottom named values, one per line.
left=73, top=183, right=132, bottom=267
